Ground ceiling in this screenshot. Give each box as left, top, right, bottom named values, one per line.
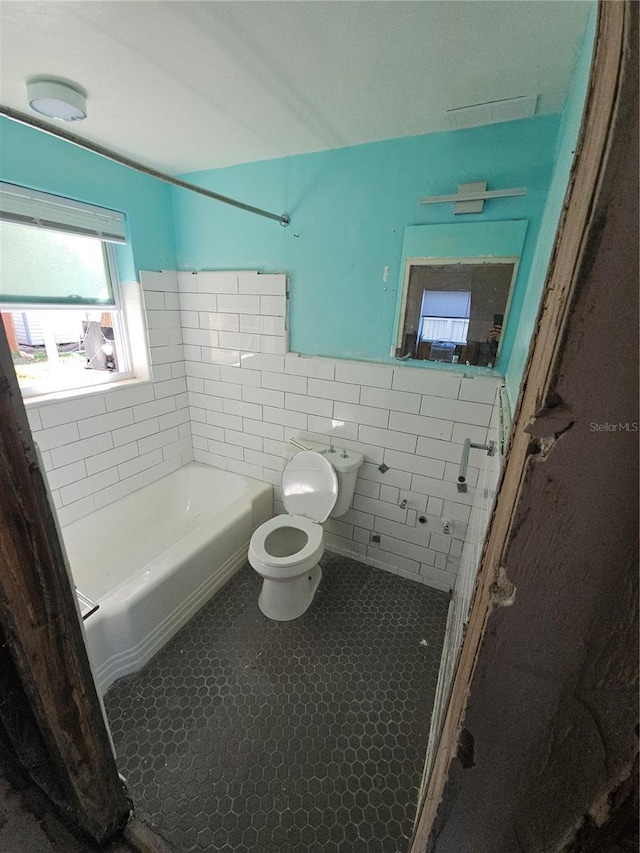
left=0, top=1, right=592, bottom=176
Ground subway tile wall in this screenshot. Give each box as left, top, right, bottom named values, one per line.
left=25, top=268, right=501, bottom=593
left=422, top=394, right=502, bottom=782
left=27, top=271, right=193, bottom=527
left=180, top=271, right=502, bottom=592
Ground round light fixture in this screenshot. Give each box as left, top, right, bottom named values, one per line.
left=26, top=79, right=87, bottom=121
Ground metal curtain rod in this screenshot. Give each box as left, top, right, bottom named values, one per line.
left=0, top=106, right=290, bottom=227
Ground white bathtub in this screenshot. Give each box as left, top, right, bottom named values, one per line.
left=61, top=463, right=273, bottom=695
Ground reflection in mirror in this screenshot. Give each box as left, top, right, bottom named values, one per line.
left=396, top=259, right=518, bottom=367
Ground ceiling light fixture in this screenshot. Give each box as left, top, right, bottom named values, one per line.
left=26, top=79, right=87, bottom=122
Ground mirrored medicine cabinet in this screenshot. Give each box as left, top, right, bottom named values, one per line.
left=394, top=258, right=518, bottom=367
left=393, top=221, right=529, bottom=369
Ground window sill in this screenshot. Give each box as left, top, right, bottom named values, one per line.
left=22, top=376, right=151, bottom=409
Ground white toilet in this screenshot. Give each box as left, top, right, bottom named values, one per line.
left=249, top=445, right=363, bottom=621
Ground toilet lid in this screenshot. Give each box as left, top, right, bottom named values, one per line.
left=281, top=451, right=338, bottom=522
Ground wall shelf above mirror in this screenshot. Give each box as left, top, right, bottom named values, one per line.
left=393, top=221, right=529, bottom=373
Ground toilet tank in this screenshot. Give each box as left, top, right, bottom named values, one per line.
left=326, top=448, right=364, bottom=518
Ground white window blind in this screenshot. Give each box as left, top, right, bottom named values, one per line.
left=420, top=290, right=472, bottom=319
left=0, top=182, right=126, bottom=243
left=0, top=183, right=124, bottom=305
left=0, top=223, right=115, bottom=305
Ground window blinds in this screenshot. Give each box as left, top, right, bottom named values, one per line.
left=421, top=290, right=472, bottom=319
left=0, top=222, right=114, bottom=305
left=0, top=182, right=126, bottom=243
left=0, top=183, right=123, bottom=305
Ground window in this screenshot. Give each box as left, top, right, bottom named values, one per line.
left=419, top=290, right=471, bottom=346
left=0, top=183, right=132, bottom=397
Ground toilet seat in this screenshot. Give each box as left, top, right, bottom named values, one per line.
left=249, top=513, right=323, bottom=579
left=281, top=450, right=338, bottom=522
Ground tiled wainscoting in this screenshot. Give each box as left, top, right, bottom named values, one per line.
left=26, top=272, right=193, bottom=527
left=25, top=268, right=501, bottom=593
left=420, top=400, right=503, bottom=790
left=178, top=271, right=501, bottom=592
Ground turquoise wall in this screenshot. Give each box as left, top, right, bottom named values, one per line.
left=505, top=3, right=597, bottom=405
left=1, top=0, right=594, bottom=382
left=0, top=118, right=177, bottom=281
left=173, top=115, right=560, bottom=367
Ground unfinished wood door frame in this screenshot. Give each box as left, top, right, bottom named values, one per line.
left=410, top=1, right=630, bottom=848
left=0, top=325, right=130, bottom=841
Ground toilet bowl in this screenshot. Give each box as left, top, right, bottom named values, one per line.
left=248, top=447, right=362, bottom=621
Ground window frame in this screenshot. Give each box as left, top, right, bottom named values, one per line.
left=1, top=240, right=135, bottom=399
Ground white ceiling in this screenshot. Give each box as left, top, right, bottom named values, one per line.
left=0, top=1, right=592, bottom=175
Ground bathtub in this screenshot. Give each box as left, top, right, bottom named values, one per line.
left=61, top=463, right=273, bottom=695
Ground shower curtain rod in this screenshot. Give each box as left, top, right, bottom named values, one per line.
left=0, top=106, right=290, bottom=227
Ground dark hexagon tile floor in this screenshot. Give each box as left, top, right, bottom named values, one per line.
left=104, top=554, right=449, bottom=853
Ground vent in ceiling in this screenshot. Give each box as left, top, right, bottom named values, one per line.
left=446, top=95, right=538, bottom=130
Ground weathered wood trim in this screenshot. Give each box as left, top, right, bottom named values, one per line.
left=410, top=2, right=630, bottom=848
left=0, top=325, right=130, bottom=839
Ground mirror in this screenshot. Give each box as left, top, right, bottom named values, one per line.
left=395, top=258, right=518, bottom=367
left=394, top=221, right=529, bottom=370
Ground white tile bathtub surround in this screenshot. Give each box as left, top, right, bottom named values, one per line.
left=179, top=270, right=501, bottom=591
left=29, top=271, right=193, bottom=527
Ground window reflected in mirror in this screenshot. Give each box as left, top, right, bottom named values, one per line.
left=395, top=259, right=518, bottom=367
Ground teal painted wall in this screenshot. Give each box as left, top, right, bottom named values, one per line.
left=505, top=3, right=597, bottom=406
left=173, top=115, right=560, bottom=367
left=0, top=118, right=177, bottom=281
